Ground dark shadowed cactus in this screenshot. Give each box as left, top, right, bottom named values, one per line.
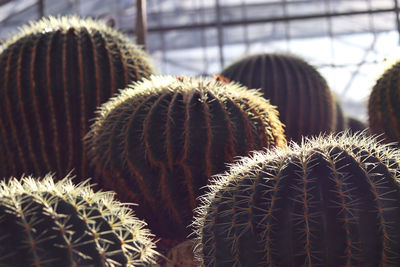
left=0, top=174, right=158, bottom=266
left=333, top=96, right=347, bottom=132
left=220, top=53, right=337, bottom=142
left=193, top=132, right=400, bottom=267
left=0, top=16, right=154, bottom=180
left=85, top=75, right=286, bottom=240
left=369, top=61, right=400, bottom=143
left=348, top=117, right=367, bottom=132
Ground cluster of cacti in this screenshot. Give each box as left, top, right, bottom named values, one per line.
left=0, top=16, right=154, bottom=180
left=0, top=13, right=389, bottom=266
left=85, top=75, right=287, bottom=240
left=368, top=60, right=400, bottom=143
left=0, top=174, right=158, bottom=266
left=220, top=53, right=339, bottom=142
left=193, top=132, right=400, bottom=266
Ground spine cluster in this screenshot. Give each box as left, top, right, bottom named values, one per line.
left=85, top=75, right=286, bottom=239
left=193, top=132, right=400, bottom=267
left=0, top=16, right=154, bottom=180
left=0, top=174, right=157, bottom=266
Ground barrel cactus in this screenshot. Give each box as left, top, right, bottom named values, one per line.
left=193, top=132, right=400, bottom=266
left=0, top=16, right=154, bottom=180
left=220, top=53, right=337, bottom=142
left=369, top=60, right=400, bottom=143
left=85, top=75, right=286, bottom=240
left=0, top=174, right=158, bottom=266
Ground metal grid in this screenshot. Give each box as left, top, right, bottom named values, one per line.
left=0, top=0, right=399, bottom=120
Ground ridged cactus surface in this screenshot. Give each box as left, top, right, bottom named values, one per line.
left=368, top=61, right=400, bottom=142
left=0, top=174, right=157, bottom=266
left=85, top=75, right=286, bottom=239
left=193, top=132, right=400, bottom=267
left=220, top=53, right=337, bottom=142
left=0, top=16, right=154, bottom=180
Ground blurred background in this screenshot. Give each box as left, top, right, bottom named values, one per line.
left=0, top=0, right=399, bottom=122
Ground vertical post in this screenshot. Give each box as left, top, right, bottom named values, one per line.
left=38, top=0, right=44, bottom=19
left=215, top=0, right=225, bottom=69
left=136, top=0, right=147, bottom=50
left=394, top=0, right=400, bottom=44
left=242, top=0, right=250, bottom=54
left=282, top=0, right=290, bottom=51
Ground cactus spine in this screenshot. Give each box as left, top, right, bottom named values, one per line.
left=0, top=16, right=154, bottom=180
left=220, top=53, right=337, bottom=142
left=0, top=174, right=158, bottom=266
left=85, top=75, right=286, bottom=239
left=193, top=132, right=400, bottom=267
left=368, top=61, right=400, bottom=142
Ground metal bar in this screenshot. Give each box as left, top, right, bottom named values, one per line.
left=37, top=0, right=44, bottom=18
left=241, top=0, right=250, bottom=53
left=198, top=0, right=209, bottom=75
left=136, top=0, right=147, bottom=50
left=282, top=0, right=290, bottom=51
left=394, top=0, right=400, bottom=44
left=215, top=0, right=224, bottom=69
left=157, top=0, right=167, bottom=73
left=144, top=8, right=396, bottom=33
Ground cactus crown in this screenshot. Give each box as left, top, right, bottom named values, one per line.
left=0, top=174, right=158, bottom=266
left=85, top=75, right=286, bottom=239
left=193, top=131, right=400, bottom=267
left=0, top=16, right=154, bottom=180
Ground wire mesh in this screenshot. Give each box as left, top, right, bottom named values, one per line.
left=0, top=0, right=398, bottom=120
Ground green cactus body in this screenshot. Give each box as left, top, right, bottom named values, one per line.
left=0, top=174, right=157, bottom=266
left=193, top=132, right=400, bottom=267
left=85, top=75, right=286, bottom=239
left=220, top=53, right=337, bottom=142
left=369, top=61, right=400, bottom=142
left=0, top=16, right=154, bottom=180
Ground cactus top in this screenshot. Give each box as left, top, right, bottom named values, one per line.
left=220, top=53, right=337, bottom=142
left=0, top=174, right=158, bottom=266
left=0, top=16, right=154, bottom=180
left=193, top=132, right=400, bottom=267
left=4, top=16, right=146, bottom=55
left=368, top=60, right=400, bottom=143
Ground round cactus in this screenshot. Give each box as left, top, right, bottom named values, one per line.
left=85, top=75, right=286, bottom=239
left=220, top=53, right=337, bottom=142
left=369, top=61, right=400, bottom=143
left=0, top=16, right=154, bottom=180
left=0, top=174, right=158, bottom=266
left=193, top=132, right=400, bottom=267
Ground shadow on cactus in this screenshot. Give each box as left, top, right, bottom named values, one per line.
left=0, top=16, right=154, bottom=180
left=193, top=132, right=400, bottom=267
left=369, top=60, right=400, bottom=143
left=85, top=75, right=286, bottom=240
left=0, top=174, right=158, bottom=266
left=220, top=53, right=339, bottom=142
